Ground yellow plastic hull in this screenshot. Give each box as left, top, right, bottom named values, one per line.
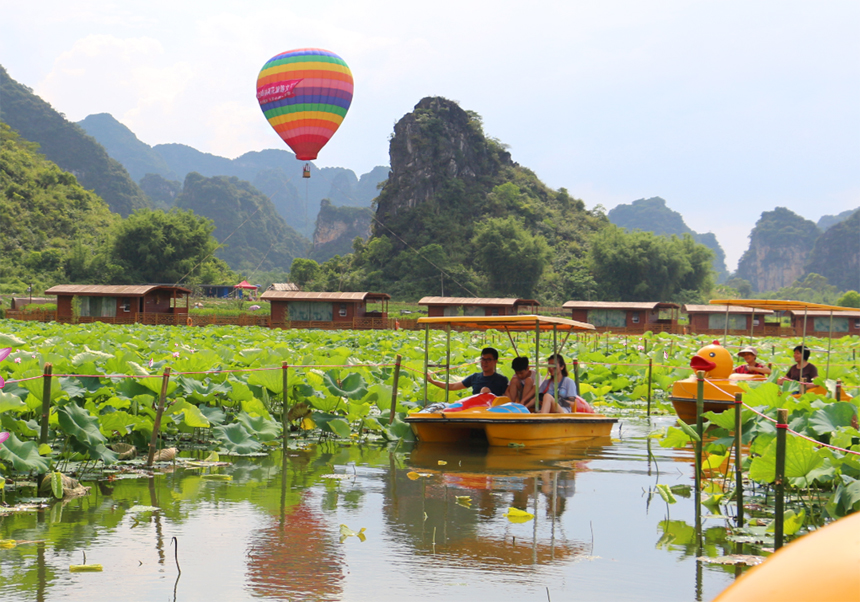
left=714, top=512, right=860, bottom=602
left=406, top=409, right=617, bottom=447
left=670, top=375, right=851, bottom=424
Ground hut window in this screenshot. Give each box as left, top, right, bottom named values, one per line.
left=339, top=303, right=347, bottom=317
left=855, top=319, right=860, bottom=329
left=631, top=312, right=640, bottom=324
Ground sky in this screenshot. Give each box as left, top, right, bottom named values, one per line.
left=2, top=1, right=858, bottom=271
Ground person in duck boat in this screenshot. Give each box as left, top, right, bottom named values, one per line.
left=778, top=345, right=818, bottom=386
left=538, top=354, right=592, bottom=413
left=734, top=346, right=771, bottom=375
left=504, top=356, right=537, bottom=410
left=426, top=347, right=509, bottom=396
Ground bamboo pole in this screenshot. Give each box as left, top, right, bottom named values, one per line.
left=281, top=362, right=289, bottom=448
left=38, top=363, right=53, bottom=487
left=444, top=326, right=451, bottom=404
left=572, top=359, right=580, bottom=394
left=646, top=358, right=653, bottom=417
left=39, top=364, right=53, bottom=446
left=389, top=354, right=402, bottom=425
left=695, top=370, right=704, bottom=513
left=146, top=368, right=172, bottom=467
left=774, top=408, right=788, bottom=549
left=423, top=325, right=430, bottom=407
left=734, top=393, right=744, bottom=528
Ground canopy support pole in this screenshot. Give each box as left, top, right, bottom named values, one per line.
left=503, top=326, right=519, bottom=357
left=826, top=310, right=833, bottom=380
left=423, top=324, right=430, bottom=406
left=723, top=305, right=729, bottom=347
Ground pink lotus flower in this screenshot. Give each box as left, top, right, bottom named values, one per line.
left=0, top=347, right=9, bottom=389
left=13, top=358, right=21, bottom=364
left=172, top=352, right=180, bottom=358
left=0, top=432, right=8, bottom=445
left=148, top=358, right=154, bottom=368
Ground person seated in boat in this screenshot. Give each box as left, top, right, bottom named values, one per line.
left=778, top=345, right=818, bottom=388
left=733, top=346, right=771, bottom=376
left=426, top=347, right=509, bottom=396
left=504, top=356, right=537, bottom=410
left=538, top=354, right=582, bottom=414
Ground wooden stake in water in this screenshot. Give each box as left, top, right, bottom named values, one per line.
left=695, top=370, right=705, bottom=514
left=734, top=393, right=744, bottom=528
left=774, top=408, right=788, bottom=550
left=146, top=368, right=172, bottom=467
left=646, top=359, right=653, bottom=417
left=389, top=354, right=402, bottom=425
left=39, top=363, right=53, bottom=446
left=281, top=362, right=289, bottom=448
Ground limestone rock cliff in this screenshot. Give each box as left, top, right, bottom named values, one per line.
left=310, top=199, right=372, bottom=262
left=375, top=96, right=513, bottom=225
left=735, top=207, right=820, bottom=292
left=804, top=209, right=860, bottom=291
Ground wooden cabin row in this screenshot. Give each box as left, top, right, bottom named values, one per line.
left=7, top=288, right=860, bottom=336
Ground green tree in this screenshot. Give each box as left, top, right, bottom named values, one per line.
left=111, top=208, right=226, bottom=284
left=471, top=216, right=550, bottom=297
left=588, top=226, right=713, bottom=301
left=836, top=290, right=860, bottom=308
left=289, top=258, right=320, bottom=287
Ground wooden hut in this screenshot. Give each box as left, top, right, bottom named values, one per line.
left=261, top=291, right=391, bottom=330
left=789, top=309, right=860, bottom=337
left=684, top=304, right=777, bottom=336
left=267, top=282, right=301, bottom=292
left=46, top=284, right=191, bottom=325
left=562, top=301, right=680, bottom=333
left=418, top=297, right=540, bottom=317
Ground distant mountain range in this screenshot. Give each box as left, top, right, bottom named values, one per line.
left=0, top=66, right=149, bottom=216
left=77, top=113, right=388, bottom=239
left=607, top=197, right=729, bottom=282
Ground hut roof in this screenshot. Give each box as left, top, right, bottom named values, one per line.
left=418, top=297, right=540, bottom=307
left=260, top=291, right=390, bottom=302
left=684, top=304, right=774, bottom=315
left=45, top=285, right=191, bottom=297
left=562, top=301, right=679, bottom=310
left=268, top=282, right=301, bottom=292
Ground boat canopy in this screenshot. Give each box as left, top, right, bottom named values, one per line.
left=417, top=314, right=594, bottom=332
left=709, top=299, right=855, bottom=312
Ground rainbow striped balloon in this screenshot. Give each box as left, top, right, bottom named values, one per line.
left=256, top=48, right=353, bottom=161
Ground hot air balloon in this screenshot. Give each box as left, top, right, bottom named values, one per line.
left=256, top=48, right=353, bottom=178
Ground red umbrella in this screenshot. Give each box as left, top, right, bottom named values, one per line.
left=233, top=280, right=258, bottom=289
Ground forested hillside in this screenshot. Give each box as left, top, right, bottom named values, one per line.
left=0, top=66, right=150, bottom=216
left=302, top=97, right=715, bottom=303
left=174, top=173, right=310, bottom=273
left=608, top=197, right=728, bottom=282
left=0, top=123, right=118, bottom=291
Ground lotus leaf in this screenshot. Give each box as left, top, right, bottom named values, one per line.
left=809, top=402, right=857, bottom=436
left=213, top=422, right=263, bottom=454
left=236, top=412, right=280, bottom=442
left=0, top=391, right=27, bottom=414
left=655, top=484, right=677, bottom=504
left=169, top=400, right=211, bottom=428
left=323, top=372, right=368, bottom=400
left=0, top=433, right=50, bottom=472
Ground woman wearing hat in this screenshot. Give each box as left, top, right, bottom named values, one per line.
left=734, top=347, right=771, bottom=375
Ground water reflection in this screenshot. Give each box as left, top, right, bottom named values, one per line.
left=384, top=439, right=613, bottom=569
left=0, top=424, right=751, bottom=601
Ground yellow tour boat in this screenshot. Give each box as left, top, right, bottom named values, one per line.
left=405, top=315, right=618, bottom=447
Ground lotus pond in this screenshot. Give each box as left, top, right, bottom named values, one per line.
left=1, top=418, right=771, bottom=602
left=0, top=321, right=858, bottom=601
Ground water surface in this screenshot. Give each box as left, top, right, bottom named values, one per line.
left=0, top=417, right=749, bottom=601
